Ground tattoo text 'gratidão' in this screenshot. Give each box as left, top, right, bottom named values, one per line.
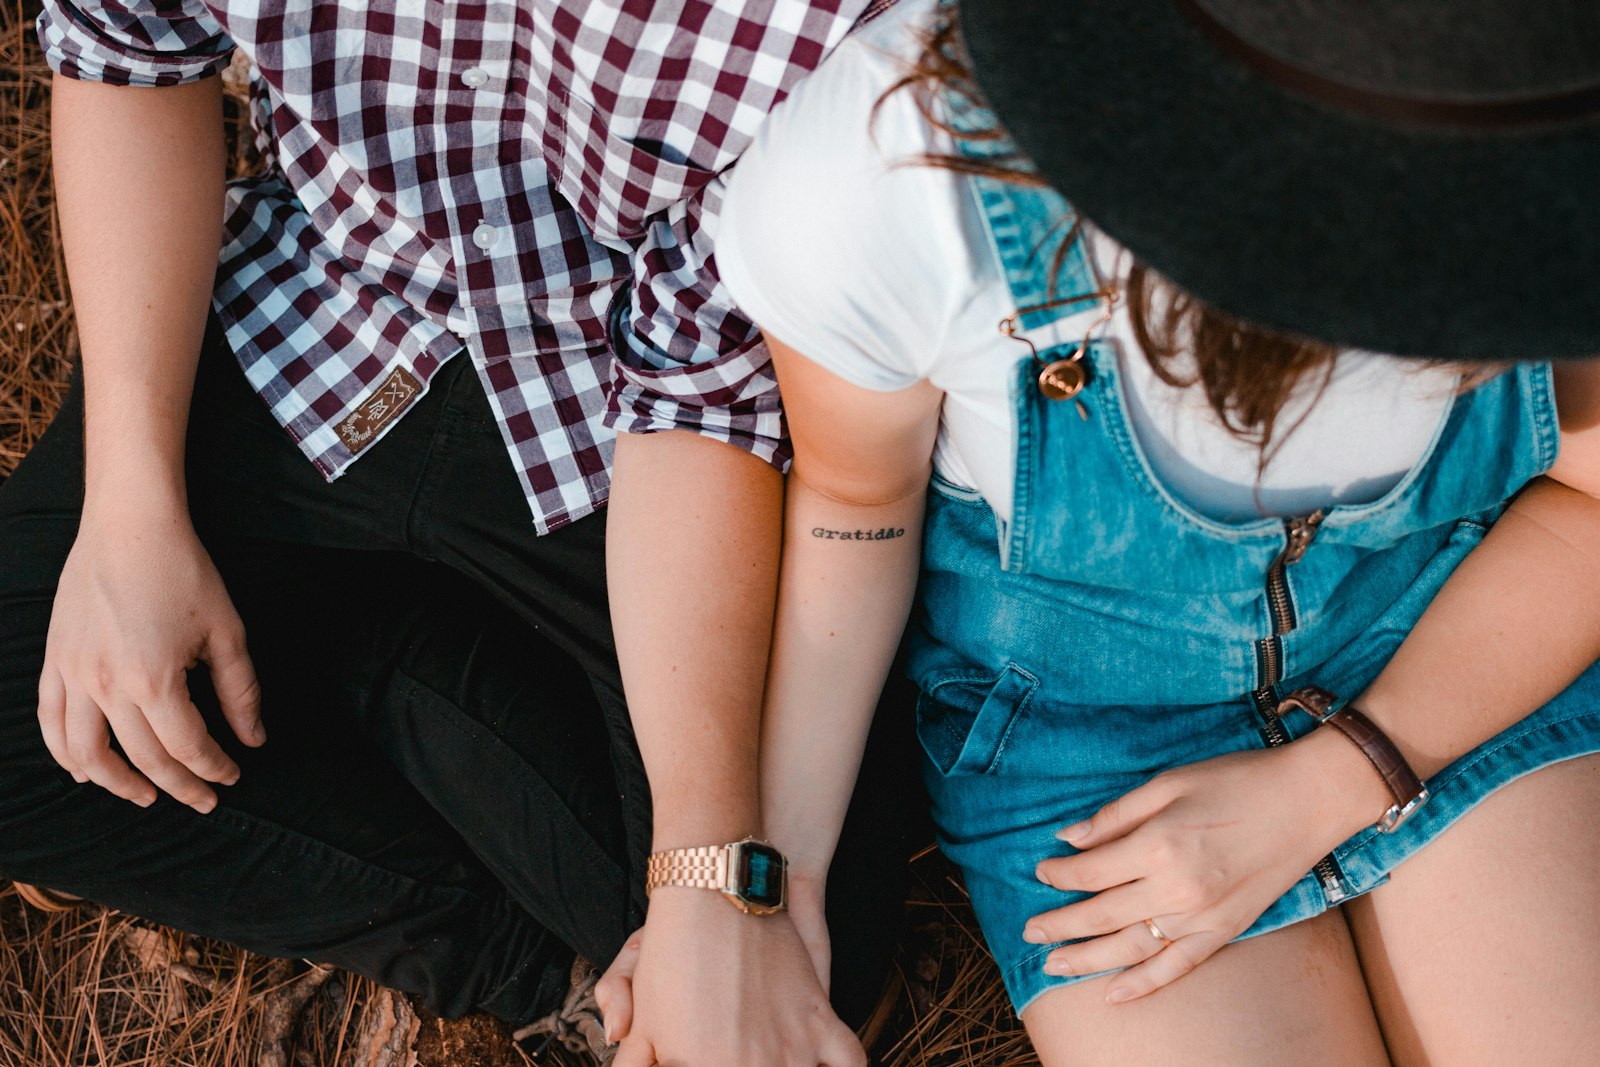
left=810, top=527, right=906, bottom=541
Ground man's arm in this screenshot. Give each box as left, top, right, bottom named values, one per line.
left=603, top=428, right=865, bottom=1067
left=607, top=429, right=777, bottom=852
left=38, top=73, right=262, bottom=812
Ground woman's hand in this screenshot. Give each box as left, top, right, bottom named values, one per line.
left=1022, top=728, right=1391, bottom=1003
left=595, top=889, right=864, bottom=1067
left=38, top=502, right=264, bottom=812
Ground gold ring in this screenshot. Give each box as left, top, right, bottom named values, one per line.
left=1143, top=918, right=1174, bottom=946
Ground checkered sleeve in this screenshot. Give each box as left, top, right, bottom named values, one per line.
left=607, top=177, right=791, bottom=472
left=37, top=0, right=234, bottom=87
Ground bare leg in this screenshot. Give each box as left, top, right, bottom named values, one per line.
left=1022, top=911, right=1389, bottom=1067
left=1346, top=754, right=1600, bottom=1067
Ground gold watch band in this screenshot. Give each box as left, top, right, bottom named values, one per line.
left=644, top=837, right=788, bottom=915
left=645, top=844, right=731, bottom=895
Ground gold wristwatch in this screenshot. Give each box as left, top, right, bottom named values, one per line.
left=645, top=836, right=788, bottom=915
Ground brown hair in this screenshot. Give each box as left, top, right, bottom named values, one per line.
left=877, top=10, right=1341, bottom=457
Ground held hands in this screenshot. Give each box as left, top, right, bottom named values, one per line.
left=596, top=882, right=862, bottom=1067
left=38, top=505, right=264, bottom=812
left=1022, top=731, right=1390, bottom=1002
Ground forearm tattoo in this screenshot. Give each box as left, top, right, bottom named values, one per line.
left=810, top=527, right=906, bottom=542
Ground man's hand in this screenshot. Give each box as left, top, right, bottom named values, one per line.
left=38, top=503, right=263, bottom=812
left=596, top=890, right=864, bottom=1067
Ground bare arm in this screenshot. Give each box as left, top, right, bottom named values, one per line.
left=1347, top=360, right=1600, bottom=780
left=754, top=335, right=942, bottom=987
left=604, top=428, right=864, bottom=1067
left=38, top=74, right=262, bottom=813
left=758, top=336, right=942, bottom=886
left=53, top=74, right=223, bottom=508
left=608, top=429, right=781, bottom=855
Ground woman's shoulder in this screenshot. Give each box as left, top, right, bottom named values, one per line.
left=719, top=0, right=988, bottom=388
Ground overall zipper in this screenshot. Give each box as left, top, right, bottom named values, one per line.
left=1248, top=511, right=1323, bottom=737
left=1248, top=511, right=1349, bottom=903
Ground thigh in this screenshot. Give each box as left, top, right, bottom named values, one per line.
left=339, top=563, right=640, bottom=966
left=407, top=363, right=618, bottom=681
left=187, top=318, right=438, bottom=553
left=1022, top=911, right=1389, bottom=1067
left=1345, top=753, right=1600, bottom=1067
left=0, top=531, right=564, bottom=1021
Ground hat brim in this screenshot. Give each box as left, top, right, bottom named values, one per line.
left=960, top=0, right=1600, bottom=359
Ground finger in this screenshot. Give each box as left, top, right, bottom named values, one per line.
left=65, top=694, right=156, bottom=807
left=203, top=625, right=265, bottom=748
left=107, top=706, right=221, bottom=814
left=141, top=691, right=240, bottom=786
left=595, top=935, right=642, bottom=1043
left=1041, top=918, right=1170, bottom=979
left=611, top=1036, right=656, bottom=1067
left=1036, top=834, right=1146, bottom=893
left=1059, top=775, right=1175, bottom=849
left=36, top=668, right=82, bottom=781
left=1104, top=930, right=1230, bottom=1003
left=1023, top=882, right=1159, bottom=944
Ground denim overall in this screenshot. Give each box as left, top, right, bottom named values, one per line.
left=910, top=94, right=1600, bottom=1014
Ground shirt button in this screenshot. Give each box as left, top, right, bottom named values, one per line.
left=472, top=223, right=500, bottom=250
left=461, top=67, right=490, bottom=89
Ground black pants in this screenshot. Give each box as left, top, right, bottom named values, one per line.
left=0, top=324, right=921, bottom=1026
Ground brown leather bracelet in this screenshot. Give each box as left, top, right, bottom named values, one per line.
left=1276, top=686, right=1430, bottom=833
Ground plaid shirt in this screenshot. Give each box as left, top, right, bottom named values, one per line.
left=38, top=0, right=872, bottom=533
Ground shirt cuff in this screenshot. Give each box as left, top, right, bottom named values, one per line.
left=605, top=332, right=791, bottom=473
left=37, top=0, right=235, bottom=88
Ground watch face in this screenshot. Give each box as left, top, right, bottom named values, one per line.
left=735, top=842, right=786, bottom=910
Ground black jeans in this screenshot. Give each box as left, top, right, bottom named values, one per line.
left=0, top=323, right=921, bottom=1026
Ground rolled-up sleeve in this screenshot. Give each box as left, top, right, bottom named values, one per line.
left=37, top=0, right=234, bottom=87
left=606, top=178, right=791, bottom=472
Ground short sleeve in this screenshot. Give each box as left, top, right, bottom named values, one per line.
left=604, top=177, right=790, bottom=471
left=596, top=1, right=875, bottom=473
left=718, top=8, right=978, bottom=394
left=37, top=0, right=235, bottom=88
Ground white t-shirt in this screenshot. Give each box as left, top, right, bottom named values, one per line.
left=718, top=0, right=1459, bottom=528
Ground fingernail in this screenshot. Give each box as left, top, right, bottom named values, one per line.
left=223, top=773, right=240, bottom=787
left=251, top=720, right=267, bottom=744
left=1106, top=987, right=1134, bottom=1004
left=192, top=796, right=217, bottom=815
left=602, top=1018, right=613, bottom=1043
left=1042, top=958, right=1073, bottom=977
left=1022, top=924, right=1047, bottom=944
left=137, top=794, right=156, bottom=808
left=1059, top=821, right=1090, bottom=843
left=71, top=772, right=88, bottom=784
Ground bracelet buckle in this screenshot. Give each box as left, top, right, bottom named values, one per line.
left=1276, top=685, right=1431, bottom=836
left=1378, top=787, right=1430, bottom=834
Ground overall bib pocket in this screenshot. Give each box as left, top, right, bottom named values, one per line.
left=916, top=664, right=1040, bottom=776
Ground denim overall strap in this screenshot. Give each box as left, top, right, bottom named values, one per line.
left=941, top=86, right=1101, bottom=331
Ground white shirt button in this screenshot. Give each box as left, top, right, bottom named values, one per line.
left=461, top=67, right=490, bottom=89
left=472, top=223, right=500, bottom=250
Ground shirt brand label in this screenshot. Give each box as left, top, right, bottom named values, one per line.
left=335, top=366, right=422, bottom=453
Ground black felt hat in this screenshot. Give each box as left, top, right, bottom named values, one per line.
left=958, top=0, right=1600, bottom=359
